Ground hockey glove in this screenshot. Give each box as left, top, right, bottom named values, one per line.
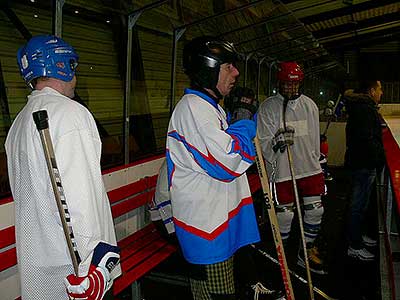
left=65, top=242, right=120, bottom=300
left=229, top=102, right=258, bottom=124
left=272, top=126, right=295, bottom=153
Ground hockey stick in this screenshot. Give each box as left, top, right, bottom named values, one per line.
left=251, top=245, right=337, bottom=300
left=282, top=100, right=315, bottom=300
left=254, top=136, right=295, bottom=300
left=322, top=94, right=342, bottom=136
left=33, top=110, right=81, bottom=275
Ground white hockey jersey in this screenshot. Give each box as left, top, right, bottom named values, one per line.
left=166, top=88, right=260, bottom=265
left=257, top=93, right=322, bottom=182
left=5, top=87, right=121, bottom=300
left=149, top=159, right=175, bottom=234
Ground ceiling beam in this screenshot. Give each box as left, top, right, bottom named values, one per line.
left=323, top=27, right=400, bottom=50
left=319, top=21, right=400, bottom=44
left=235, top=24, right=303, bottom=47
left=225, top=0, right=265, bottom=18
left=243, top=32, right=312, bottom=54
left=299, top=0, right=398, bottom=24
left=312, top=12, right=400, bottom=39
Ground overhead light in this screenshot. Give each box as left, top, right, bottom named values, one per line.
left=74, top=10, right=79, bottom=14
left=106, top=20, right=111, bottom=24
left=33, top=14, right=38, bottom=18
left=30, top=0, right=35, bottom=3
left=320, top=91, right=324, bottom=95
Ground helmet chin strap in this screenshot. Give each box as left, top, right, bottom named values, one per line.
left=212, top=87, right=223, bottom=100
left=192, top=84, right=222, bottom=103
left=281, top=92, right=301, bottom=101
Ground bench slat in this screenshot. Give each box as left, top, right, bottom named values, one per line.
left=120, top=231, right=161, bottom=261
left=117, top=223, right=156, bottom=249
left=121, top=237, right=168, bottom=272
left=114, top=243, right=177, bottom=295
left=111, top=190, right=155, bottom=218
left=108, top=176, right=157, bottom=204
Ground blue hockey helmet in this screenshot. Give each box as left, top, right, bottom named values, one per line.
left=17, top=35, right=79, bottom=85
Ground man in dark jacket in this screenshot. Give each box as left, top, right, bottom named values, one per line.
left=344, top=80, right=384, bottom=261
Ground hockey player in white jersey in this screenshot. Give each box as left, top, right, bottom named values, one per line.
left=167, top=36, right=285, bottom=300
left=6, top=35, right=121, bottom=300
left=257, top=62, right=327, bottom=275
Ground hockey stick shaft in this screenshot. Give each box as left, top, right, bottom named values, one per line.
left=322, top=94, right=342, bottom=136
left=251, top=245, right=336, bottom=300
left=33, top=110, right=81, bottom=275
left=254, top=136, right=295, bottom=300
left=282, top=99, right=314, bottom=300
left=286, top=146, right=315, bottom=300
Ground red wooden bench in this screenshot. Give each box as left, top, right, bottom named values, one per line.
left=108, top=175, right=178, bottom=296
left=0, top=173, right=178, bottom=299
left=0, top=172, right=261, bottom=299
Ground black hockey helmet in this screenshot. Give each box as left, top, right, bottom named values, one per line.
left=239, top=87, right=255, bottom=100
left=183, top=36, right=240, bottom=97
left=224, top=86, right=258, bottom=124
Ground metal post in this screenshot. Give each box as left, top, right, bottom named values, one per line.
left=123, top=1, right=170, bottom=164
left=169, top=28, right=186, bottom=116
left=53, top=0, right=64, bottom=37
left=244, top=54, right=253, bottom=88
left=256, top=56, right=266, bottom=100
left=268, top=61, right=277, bottom=96
left=124, top=13, right=141, bottom=164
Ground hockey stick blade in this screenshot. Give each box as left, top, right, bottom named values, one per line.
left=251, top=245, right=338, bottom=300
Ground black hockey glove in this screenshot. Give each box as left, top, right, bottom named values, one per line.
left=272, top=126, right=295, bottom=153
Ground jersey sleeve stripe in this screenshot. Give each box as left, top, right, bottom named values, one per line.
left=168, top=130, right=242, bottom=182
left=228, top=134, right=255, bottom=163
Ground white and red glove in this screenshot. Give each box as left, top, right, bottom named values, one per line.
left=65, top=242, right=120, bottom=300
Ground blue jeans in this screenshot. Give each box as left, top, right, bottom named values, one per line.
left=347, top=168, right=376, bottom=249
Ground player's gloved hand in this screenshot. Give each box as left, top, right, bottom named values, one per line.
left=65, top=242, right=120, bottom=300
left=272, top=126, right=295, bottom=153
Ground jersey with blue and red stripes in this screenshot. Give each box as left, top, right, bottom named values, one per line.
left=166, top=89, right=260, bottom=264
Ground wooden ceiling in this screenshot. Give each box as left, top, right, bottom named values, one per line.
left=6, top=0, right=399, bottom=74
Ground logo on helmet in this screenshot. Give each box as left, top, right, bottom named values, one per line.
left=21, top=55, right=29, bottom=69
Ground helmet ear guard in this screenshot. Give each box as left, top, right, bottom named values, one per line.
left=17, top=35, right=79, bottom=87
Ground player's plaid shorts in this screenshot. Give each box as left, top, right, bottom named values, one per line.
left=189, top=256, right=235, bottom=300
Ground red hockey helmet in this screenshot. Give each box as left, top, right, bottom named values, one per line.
left=277, top=62, right=304, bottom=82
